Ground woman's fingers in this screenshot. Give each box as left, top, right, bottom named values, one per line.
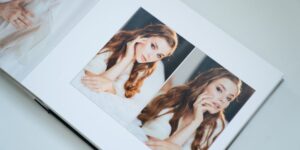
left=6, top=0, right=33, bottom=29
left=20, top=8, right=33, bottom=24
left=147, top=145, right=159, bottom=150
left=147, top=145, right=166, bottom=150
left=19, top=10, right=33, bottom=28
left=82, top=75, right=103, bottom=82
left=199, top=92, right=211, bottom=100
left=134, top=37, right=147, bottom=43
left=146, top=136, right=181, bottom=150
left=81, top=81, right=98, bottom=91
left=17, top=14, right=30, bottom=27
left=146, top=139, right=165, bottom=147
left=82, top=80, right=102, bottom=90
left=21, top=0, right=33, bottom=4
left=10, top=19, right=19, bottom=29
left=125, top=41, right=136, bottom=60
left=194, top=95, right=210, bottom=108
left=12, top=18, right=26, bottom=29
left=7, top=11, right=20, bottom=28
left=14, top=0, right=32, bottom=5
left=193, top=93, right=212, bottom=119
left=81, top=75, right=115, bottom=93
left=147, top=145, right=167, bottom=150
left=146, top=139, right=173, bottom=150
left=81, top=77, right=99, bottom=90
left=23, top=8, right=34, bottom=17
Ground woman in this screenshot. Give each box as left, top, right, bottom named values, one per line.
left=72, top=24, right=178, bottom=126
left=136, top=68, right=242, bottom=150
left=80, top=24, right=178, bottom=98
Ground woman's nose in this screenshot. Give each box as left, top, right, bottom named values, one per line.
left=146, top=53, right=152, bottom=59
left=218, top=97, right=227, bottom=104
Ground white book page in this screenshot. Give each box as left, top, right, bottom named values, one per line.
left=22, top=0, right=283, bottom=149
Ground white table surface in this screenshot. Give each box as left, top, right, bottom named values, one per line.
left=1, top=0, right=300, bottom=149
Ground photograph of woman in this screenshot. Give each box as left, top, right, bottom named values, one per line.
left=80, top=23, right=178, bottom=98
left=72, top=8, right=195, bottom=127
left=138, top=68, right=241, bottom=150
left=0, top=0, right=99, bottom=81
left=0, top=0, right=57, bottom=80
left=126, top=49, right=255, bottom=150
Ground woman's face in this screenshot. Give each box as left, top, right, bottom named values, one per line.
left=200, top=77, right=239, bottom=114
left=134, top=36, right=172, bottom=63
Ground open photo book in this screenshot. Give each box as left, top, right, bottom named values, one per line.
left=0, top=0, right=283, bottom=150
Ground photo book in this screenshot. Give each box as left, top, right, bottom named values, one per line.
left=0, top=0, right=283, bottom=150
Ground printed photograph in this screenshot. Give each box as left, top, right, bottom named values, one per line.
left=71, top=8, right=194, bottom=126
left=128, top=49, right=255, bottom=150
left=0, top=0, right=98, bottom=81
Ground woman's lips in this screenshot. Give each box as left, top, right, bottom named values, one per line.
left=205, top=101, right=220, bottom=110
left=211, top=101, right=221, bottom=109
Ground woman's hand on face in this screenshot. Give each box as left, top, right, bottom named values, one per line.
left=81, top=75, right=116, bottom=94
left=124, top=40, right=137, bottom=62
left=125, top=37, right=146, bottom=62
left=146, top=136, right=182, bottom=150
left=193, top=92, right=211, bottom=124
left=0, top=0, right=34, bottom=29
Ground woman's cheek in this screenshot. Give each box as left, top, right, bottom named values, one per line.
left=223, top=102, right=230, bottom=109
left=151, top=57, right=159, bottom=62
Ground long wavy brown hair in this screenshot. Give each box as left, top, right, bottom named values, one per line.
left=138, top=68, right=242, bottom=150
left=100, top=24, right=178, bottom=98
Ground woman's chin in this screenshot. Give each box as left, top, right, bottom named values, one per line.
left=207, top=109, right=219, bottom=114
left=136, top=57, right=149, bottom=63
left=136, top=58, right=143, bottom=63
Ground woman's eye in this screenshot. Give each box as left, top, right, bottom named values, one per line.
left=156, top=53, right=163, bottom=59
left=151, top=43, right=156, bottom=49
left=226, top=97, right=232, bottom=102
left=216, top=86, right=222, bottom=93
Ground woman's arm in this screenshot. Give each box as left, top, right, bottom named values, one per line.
left=166, top=93, right=211, bottom=146
left=82, top=37, right=137, bottom=93
left=99, top=40, right=136, bottom=80
left=83, top=55, right=132, bottom=79
left=166, top=119, right=201, bottom=146
left=86, top=38, right=136, bottom=80
left=82, top=43, right=135, bottom=93
left=82, top=57, right=132, bottom=93
left=146, top=136, right=182, bottom=150
left=99, top=56, right=134, bottom=81
left=81, top=52, right=128, bottom=94
left=81, top=74, right=116, bottom=94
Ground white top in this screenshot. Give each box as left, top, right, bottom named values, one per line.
left=128, top=109, right=225, bottom=150
left=72, top=51, right=166, bottom=126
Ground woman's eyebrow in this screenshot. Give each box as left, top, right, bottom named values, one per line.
left=221, top=84, right=235, bottom=97
left=220, top=84, right=226, bottom=91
